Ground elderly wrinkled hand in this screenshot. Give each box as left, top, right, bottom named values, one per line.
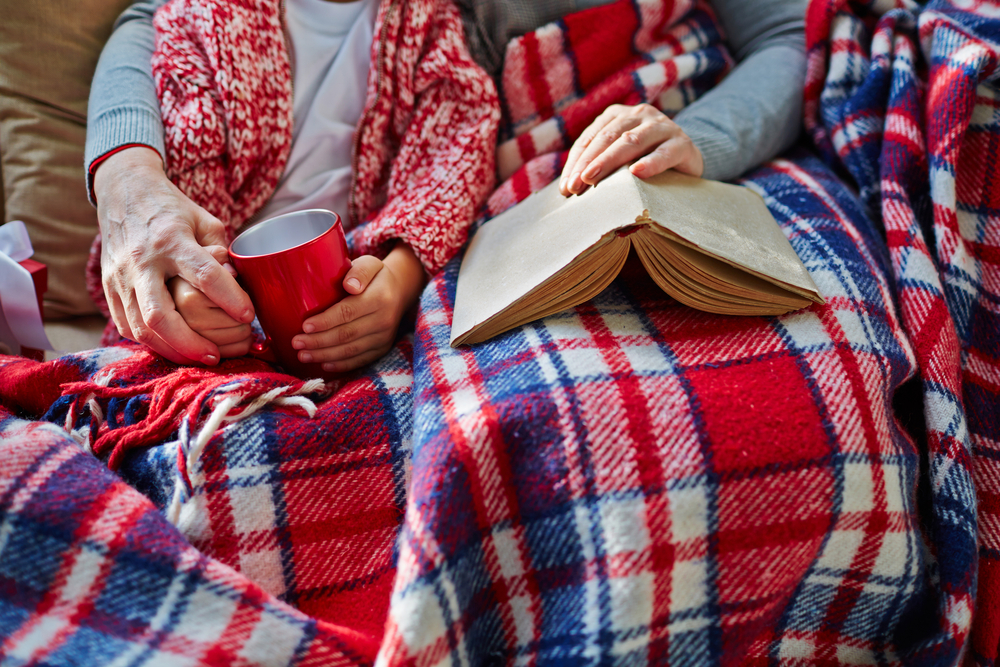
left=94, top=146, right=255, bottom=365
left=560, top=103, right=704, bottom=196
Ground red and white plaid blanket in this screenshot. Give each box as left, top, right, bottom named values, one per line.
left=1, top=0, right=997, bottom=665
left=803, top=0, right=1000, bottom=662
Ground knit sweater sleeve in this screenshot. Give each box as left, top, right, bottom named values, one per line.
left=85, top=0, right=169, bottom=203
left=672, top=0, right=808, bottom=181
left=349, top=1, right=501, bottom=275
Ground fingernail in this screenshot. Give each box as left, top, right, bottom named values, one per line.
left=582, top=163, right=601, bottom=181
left=223, top=262, right=237, bottom=276
left=299, top=352, right=313, bottom=363
left=303, top=323, right=315, bottom=333
left=559, top=177, right=568, bottom=192
left=631, top=161, right=646, bottom=174
left=241, top=309, right=254, bottom=323
left=347, top=278, right=362, bottom=291
left=202, top=354, right=218, bottom=365
left=569, top=173, right=583, bottom=193
left=292, top=339, right=305, bottom=350
left=322, top=363, right=337, bottom=372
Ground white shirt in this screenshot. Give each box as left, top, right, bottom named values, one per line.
left=257, top=0, right=377, bottom=221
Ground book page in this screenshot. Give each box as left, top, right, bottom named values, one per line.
left=634, top=170, right=822, bottom=301
left=451, top=173, right=644, bottom=345
left=645, top=233, right=813, bottom=308
left=463, top=241, right=629, bottom=344
left=634, top=238, right=808, bottom=315
left=452, top=168, right=824, bottom=347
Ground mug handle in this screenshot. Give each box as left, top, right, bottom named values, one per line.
left=231, top=270, right=277, bottom=364
left=249, top=336, right=278, bottom=364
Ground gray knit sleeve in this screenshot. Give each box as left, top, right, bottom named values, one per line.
left=673, top=0, right=808, bottom=181
left=85, top=0, right=168, bottom=202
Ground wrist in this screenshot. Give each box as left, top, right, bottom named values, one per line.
left=384, top=243, right=427, bottom=311
left=93, top=146, right=165, bottom=202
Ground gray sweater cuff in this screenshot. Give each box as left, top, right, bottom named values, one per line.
left=673, top=39, right=806, bottom=183
left=674, top=116, right=739, bottom=183
left=85, top=107, right=165, bottom=204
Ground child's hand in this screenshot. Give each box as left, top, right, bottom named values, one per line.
left=291, top=243, right=426, bottom=373
left=167, top=266, right=253, bottom=362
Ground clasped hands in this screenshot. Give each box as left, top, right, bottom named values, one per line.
left=94, top=147, right=424, bottom=372
left=94, top=104, right=701, bottom=369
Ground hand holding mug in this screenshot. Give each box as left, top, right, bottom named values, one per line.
left=94, top=146, right=254, bottom=366
left=291, top=243, right=426, bottom=374
left=227, top=209, right=353, bottom=378
left=168, top=263, right=254, bottom=359
left=174, top=209, right=425, bottom=378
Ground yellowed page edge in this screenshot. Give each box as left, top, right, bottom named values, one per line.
left=452, top=169, right=645, bottom=346
left=452, top=238, right=630, bottom=346
left=634, top=171, right=824, bottom=304
left=644, top=233, right=813, bottom=309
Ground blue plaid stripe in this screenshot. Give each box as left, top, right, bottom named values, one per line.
left=399, top=153, right=929, bottom=664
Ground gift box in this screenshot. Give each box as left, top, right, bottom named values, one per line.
left=18, top=258, right=47, bottom=361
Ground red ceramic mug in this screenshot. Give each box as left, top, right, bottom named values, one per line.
left=228, top=209, right=352, bottom=379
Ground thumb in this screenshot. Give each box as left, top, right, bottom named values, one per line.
left=342, top=256, right=382, bottom=295
left=204, top=245, right=238, bottom=277
left=205, top=244, right=229, bottom=265
left=193, top=209, right=230, bottom=248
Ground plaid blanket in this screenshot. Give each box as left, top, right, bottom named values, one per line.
left=0, top=0, right=997, bottom=665
left=803, top=0, right=1000, bottom=663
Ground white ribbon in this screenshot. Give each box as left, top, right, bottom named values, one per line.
left=0, top=221, right=54, bottom=354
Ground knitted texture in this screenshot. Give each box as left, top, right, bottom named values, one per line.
left=85, top=0, right=500, bottom=322
left=1, top=0, right=997, bottom=665
left=344, top=0, right=500, bottom=274
left=153, top=0, right=293, bottom=230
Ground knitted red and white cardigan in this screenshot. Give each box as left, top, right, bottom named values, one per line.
left=88, top=0, right=500, bottom=320
left=162, top=0, right=503, bottom=274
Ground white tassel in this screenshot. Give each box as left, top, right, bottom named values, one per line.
left=165, top=380, right=323, bottom=526
left=166, top=473, right=185, bottom=526
left=67, top=368, right=115, bottom=453
left=187, top=394, right=241, bottom=475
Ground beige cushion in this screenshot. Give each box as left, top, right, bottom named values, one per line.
left=0, top=0, right=133, bottom=319
left=0, top=140, right=5, bottom=222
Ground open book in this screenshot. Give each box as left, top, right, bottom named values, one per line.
left=451, top=168, right=824, bottom=347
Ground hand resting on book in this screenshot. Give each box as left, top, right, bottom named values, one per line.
left=452, top=169, right=824, bottom=347
left=559, top=103, right=704, bottom=197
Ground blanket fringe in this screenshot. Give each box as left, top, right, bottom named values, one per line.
left=166, top=379, right=325, bottom=525
left=60, top=362, right=328, bottom=471
left=64, top=367, right=114, bottom=453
